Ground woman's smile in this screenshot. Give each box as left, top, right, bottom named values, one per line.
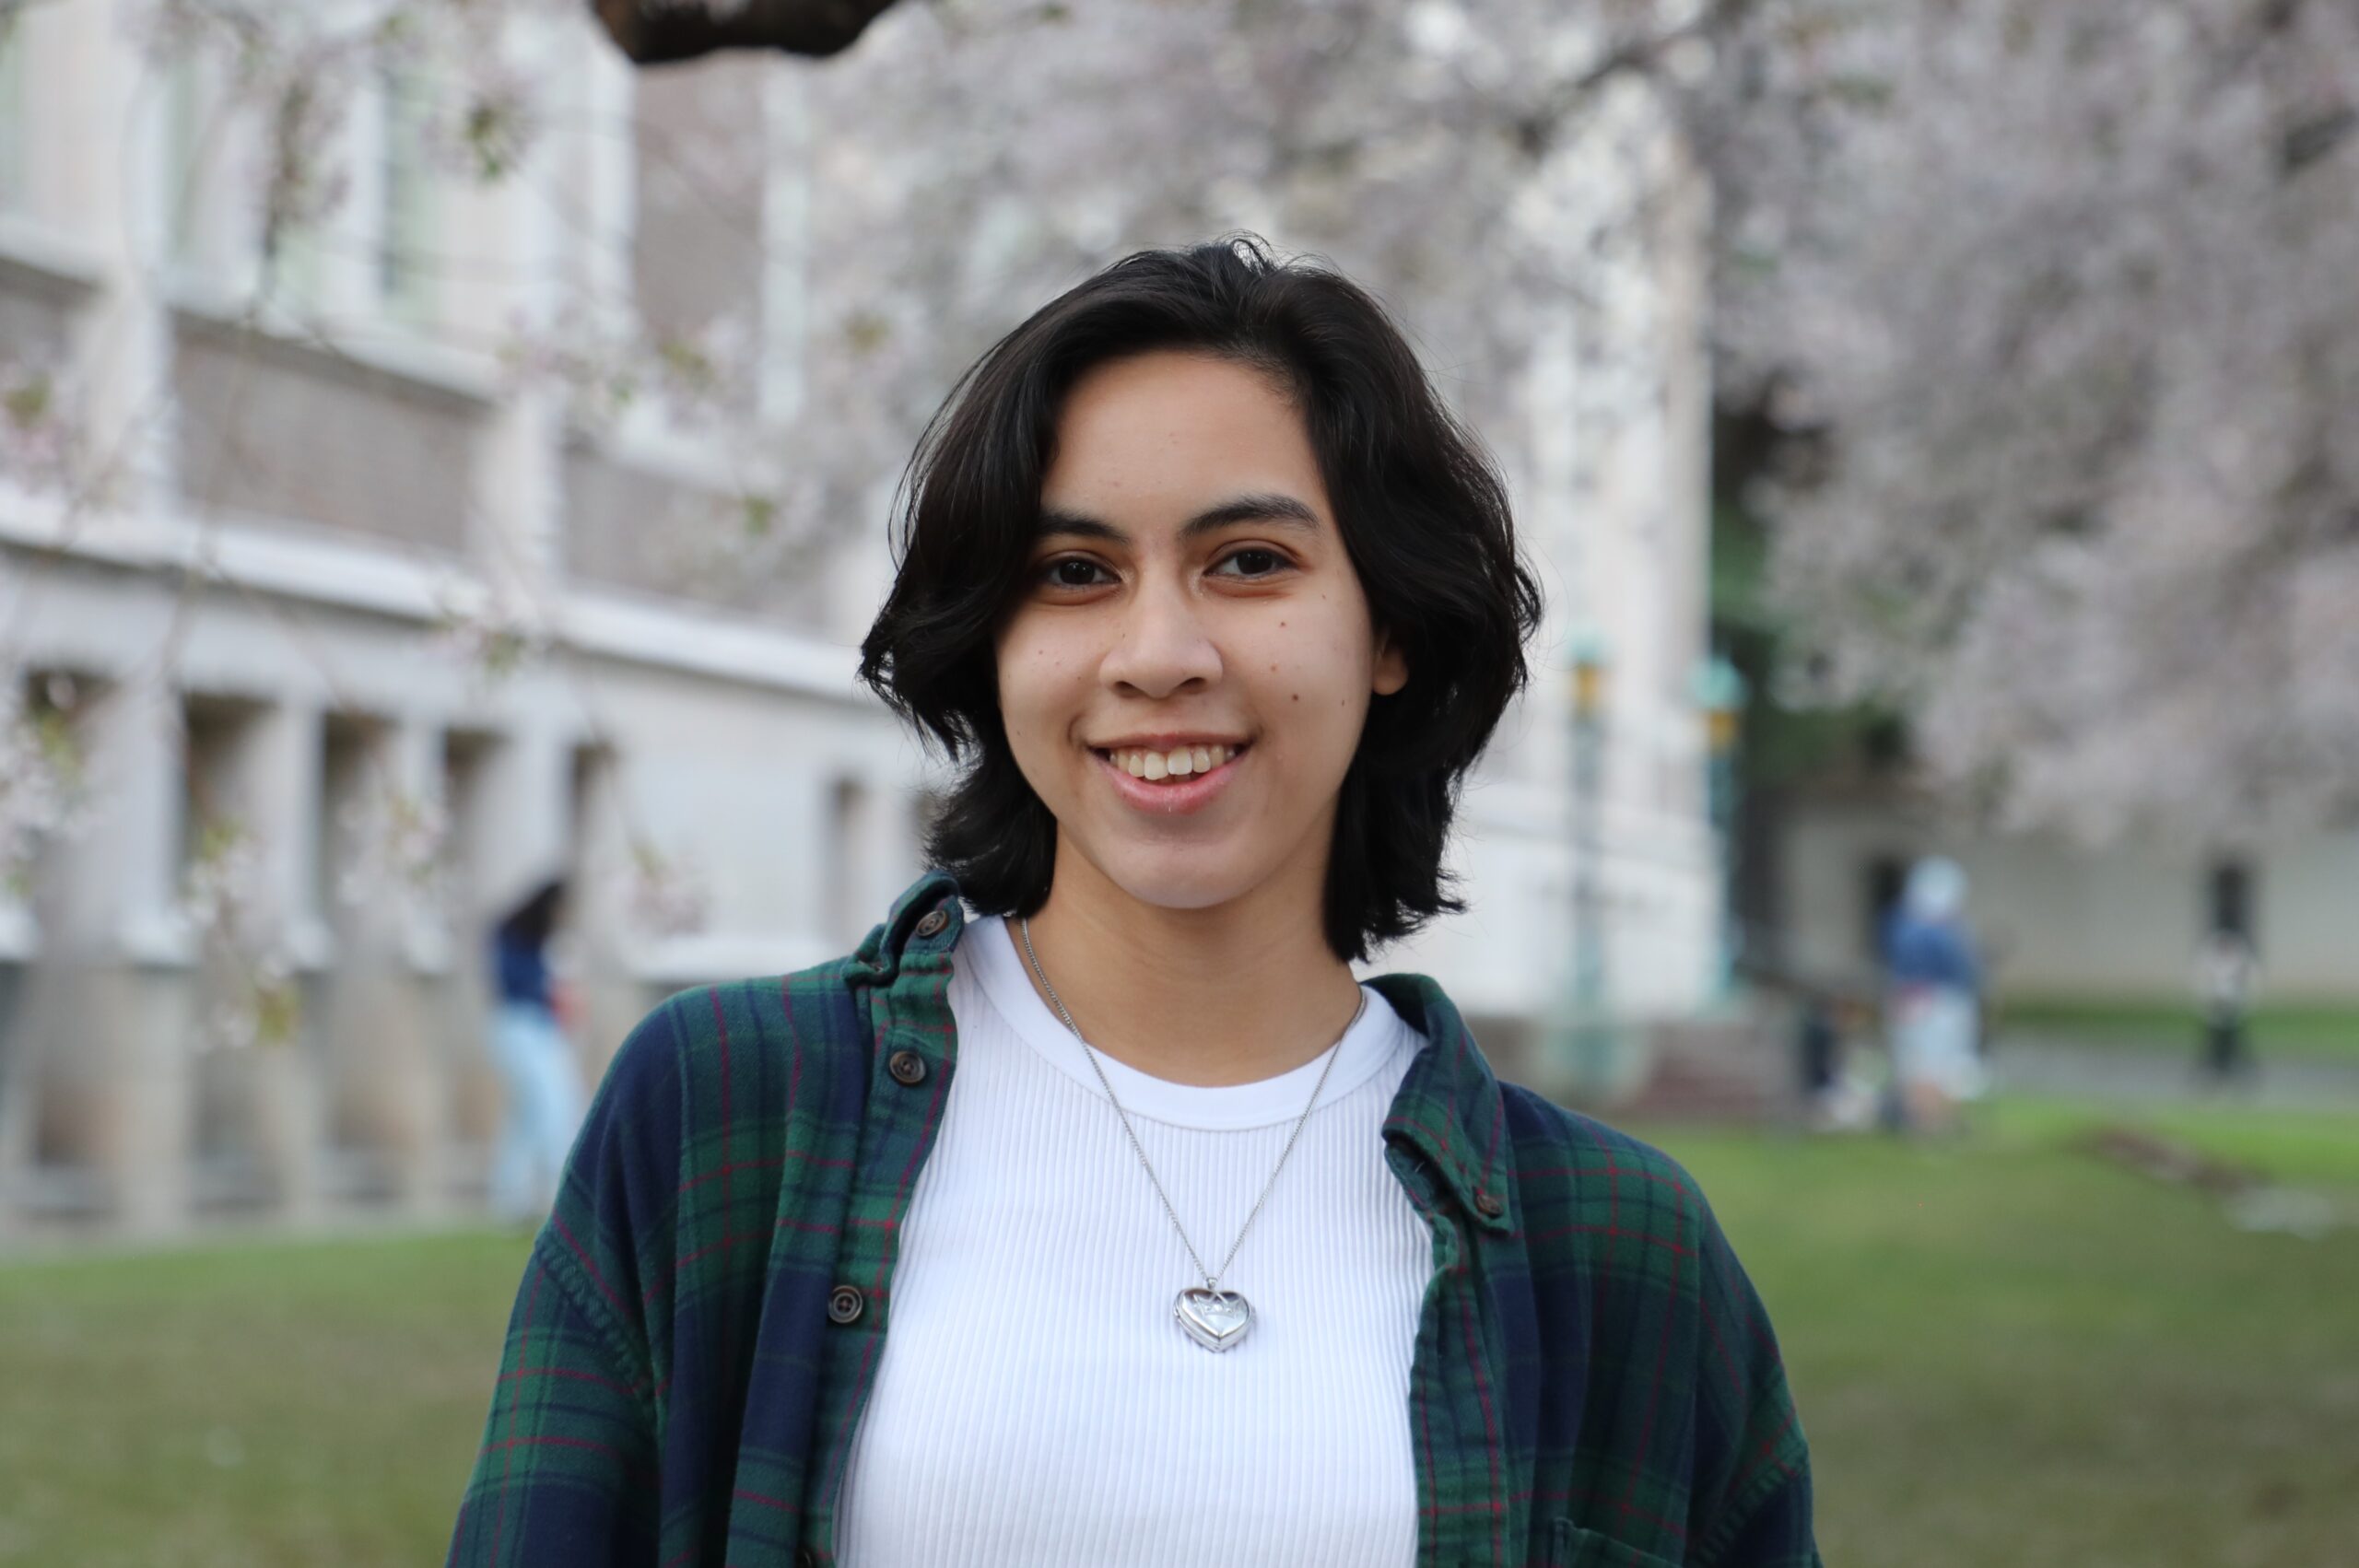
left=1088, top=740, right=1252, bottom=814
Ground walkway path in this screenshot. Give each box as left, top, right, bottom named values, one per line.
left=1989, top=1033, right=2359, bottom=1110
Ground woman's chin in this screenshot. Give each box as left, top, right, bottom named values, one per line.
left=1081, top=844, right=1263, bottom=914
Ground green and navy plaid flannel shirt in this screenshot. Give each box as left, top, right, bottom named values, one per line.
left=447, top=869, right=1819, bottom=1567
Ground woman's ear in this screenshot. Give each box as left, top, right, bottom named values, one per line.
left=1372, top=627, right=1409, bottom=696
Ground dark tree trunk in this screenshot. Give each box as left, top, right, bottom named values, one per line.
left=591, top=0, right=906, bottom=64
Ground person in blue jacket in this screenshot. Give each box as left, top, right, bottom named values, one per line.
left=1880, top=856, right=1985, bottom=1134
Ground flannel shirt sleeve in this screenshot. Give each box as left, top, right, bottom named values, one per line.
left=1686, top=1188, right=1821, bottom=1568
left=447, top=1000, right=687, bottom=1566
left=444, top=1243, right=663, bottom=1564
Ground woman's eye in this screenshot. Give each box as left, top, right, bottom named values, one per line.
left=1041, top=557, right=1110, bottom=589
left=1212, top=548, right=1288, bottom=579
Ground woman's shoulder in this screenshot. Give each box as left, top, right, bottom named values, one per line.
left=1495, top=1082, right=1728, bottom=1264
left=589, top=883, right=964, bottom=1131
left=593, top=954, right=885, bottom=1121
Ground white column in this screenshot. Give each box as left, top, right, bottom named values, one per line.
left=248, top=698, right=327, bottom=963
left=466, top=18, right=565, bottom=610
left=760, top=68, right=811, bottom=426
left=14, top=671, right=195, bottom=1234
left=56, top=0, right=175, bottom=509
left=452, top=718, right=569, bottom=1210
left=389, top=715, right=452, bottom=973
left=237, top=697, right=324, bottom=1220
left=475, top=391, right=562, bottom=605
left=320, top=715, right=447, bottom=1213
left=474, top=720, right=572, bottom=930
left=567, top=741, right=639, bottom=1082
left=429, top=724, right=505, bottom=1176
left=580, top=31, right=638, bottom=345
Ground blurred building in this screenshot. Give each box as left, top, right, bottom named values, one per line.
left=1775, top=784, right=2359, bottom=1008
left=0, top=3, right=1723, bottom=1235
left=1373, top=104, right=1730, bottom=1093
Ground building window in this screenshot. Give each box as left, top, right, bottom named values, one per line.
left=378, top=65, right=440, bottom=324
left=1862, top=854, right=1908, bottom=963
left=1859, top=714, right=1910, bottom=776
left=165, top=53, right=230, bottom=278
left=178, top=696, right=259, bottom=897
left=265, top=170, right=331, bottom=316
left=2207, top=859, right=2254, bottom=942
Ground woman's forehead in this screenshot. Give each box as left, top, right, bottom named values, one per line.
left=1042, top=353, right=1329, bottom=533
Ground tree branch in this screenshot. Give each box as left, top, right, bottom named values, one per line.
left=591, top=0, right=906, bottom=64
left=1519, top=0, right=1765, bottom=152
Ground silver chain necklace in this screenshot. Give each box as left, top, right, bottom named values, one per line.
left=1018, top=914, right=1364, bottom=1353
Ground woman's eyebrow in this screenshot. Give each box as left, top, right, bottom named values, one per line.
left=1036, top=493, right=1321, bottom=544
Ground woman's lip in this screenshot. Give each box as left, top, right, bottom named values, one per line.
left=1090, top=743, right=1248, bottom=816
left=1088, top=734, right=1250, bottom=752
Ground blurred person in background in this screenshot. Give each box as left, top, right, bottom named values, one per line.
left=484, top=874, right=585, bottom=1225
left=1798, top=982, right=1879, bottom=1133
left=2193, top=924, right=2259, bottom=1086
left=446, top=239, right=1820, bottom=1567
left=1881, top=855, right=1985, bottom=1136
left=1795, top=982, right=1840, bottom=1106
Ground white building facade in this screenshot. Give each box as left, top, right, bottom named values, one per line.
left=1776, top=784, right=2359, bottom=1006
left=0, top=3, right=1722, bottom=1236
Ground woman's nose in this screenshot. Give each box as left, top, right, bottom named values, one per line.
left=1100, top=578, right=1222, bottom=698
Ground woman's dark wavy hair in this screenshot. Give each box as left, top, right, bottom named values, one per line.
left=857, top=235, right=1543, bottom=963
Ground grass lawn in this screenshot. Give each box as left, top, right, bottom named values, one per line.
left=1634, top=1099, right=2359, bottom=1568
left=1996, top=996, right=2359, bottom=1065
left=3, top=1097, right=2356, bottom=1566
left=0, top=1225, right=534, bottom=1568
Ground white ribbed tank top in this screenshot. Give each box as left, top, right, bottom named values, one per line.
left=835, top=912, right=1431, bottom=1568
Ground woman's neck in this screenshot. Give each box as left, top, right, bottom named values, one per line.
left=1010, top=854, right=1365, bottom=1088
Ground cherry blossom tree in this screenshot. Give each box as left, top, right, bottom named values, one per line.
left=1689, top=0, right=2359, bottom=840
left=599, top=0, right=2359, bottom=839
left=18, top=0, right=1712, bottom=1036
left=17, top=0, right=2359, bottom=1012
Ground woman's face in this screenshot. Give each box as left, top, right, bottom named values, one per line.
left=994, top=350, right=1408, bottom=915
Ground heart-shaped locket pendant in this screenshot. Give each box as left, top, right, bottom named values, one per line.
left=1175, top=1287, right=1254, bottom=1352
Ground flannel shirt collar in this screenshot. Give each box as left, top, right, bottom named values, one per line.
left=863, top=869, right=1517, bottom=1237
left=1366, top=971, right=1519, bottom=1235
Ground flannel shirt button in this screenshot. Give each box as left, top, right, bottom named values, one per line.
left=1474, top=1189, right=1505, bottom=1219
left=915, top=908, right=949, bottom=937
left=827, top=1284, right=866, bottom=1325
left=887, top=1049, right=928, bottom=1086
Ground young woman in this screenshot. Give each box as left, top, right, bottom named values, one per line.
left=447, top=239, right=1819, bottom=1568
left=483, top=875, right=586, bottom=1225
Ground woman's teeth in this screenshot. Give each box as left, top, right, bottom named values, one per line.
left=1106, top=743, right=1237, bottom=780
